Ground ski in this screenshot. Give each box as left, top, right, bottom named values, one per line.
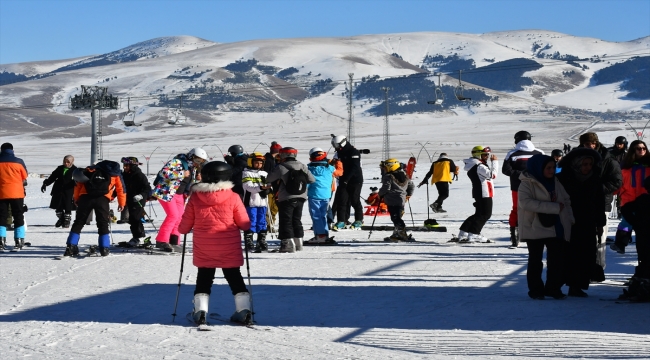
left=405, top=156, right=416, bottom=179
left=186, top=312, right=213, bottom=331
left=9, top=241, right=31, bottom=252
left=208, top=313, right=266, bottom=330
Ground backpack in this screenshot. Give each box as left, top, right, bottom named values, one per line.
left=283, top=165, right=308, bottom=195
left=84, top=168, right=112, bottom=198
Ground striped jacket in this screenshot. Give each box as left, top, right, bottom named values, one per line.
left=242, top=168, right=268, bottom=208
left=503, top=140, right=544, bottom=191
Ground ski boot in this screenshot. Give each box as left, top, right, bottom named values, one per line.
left=230, top=292, right=252, bottom=325
left=429, top=203, right=439, bottom=213
left=0, top=237, right=6, bottom=252
left=293, top=237, right=303, bottom=251
left=127, top=238, right=141, bottom=248
left=243, top=231, right=255, bottom=251
left=449, top=230, right=469, bottom=243
left=306, top=234, right=329, bottom=244
left=254, top=231, right=268, bottom=253
left=11, top=238, right=25, bottom=252
left=55, top=211, right=64, bottom=227
left=386, top=227, right=401, bottom=242
left=62, top=214, right=71, bottom=228
left=436, top=204, right=447, bottom=213
left=192, top=293, right=209, bottom=325
left=169, top=235, right=183, bottom=252
left=142, top=237, right=153, bottom=249
left=63, top=245, right=80, bottom=257
left=279, top=238, right=295, bottom=253
left=510, top=227, right=519, bottom=247
left=470, top=233, right=490, bottom=243
left=611, top=229, right=631, bottom=254
left=350, top=221, right=363, bottom=230
left=332, top=222, right=346, bottom=231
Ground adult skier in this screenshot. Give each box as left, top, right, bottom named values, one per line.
left=0, top=143, right=28, bottom=252
left=417, top=152, right=457, bottom=213
left=502, top=131, right=544, bottom=247
left=453, top=146, right=498, bottom=243
left=331, top=135, right=364, bottom=230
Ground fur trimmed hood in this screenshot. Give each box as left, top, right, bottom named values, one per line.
left=191, top=181, right=235, bottom=193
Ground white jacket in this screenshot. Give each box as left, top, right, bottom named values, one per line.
left=463, top=157, right=498, bottom=198
left=242, top=169, right=268, bottom=208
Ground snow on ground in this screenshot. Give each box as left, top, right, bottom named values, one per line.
left=1, top=111, right=649, bottom=359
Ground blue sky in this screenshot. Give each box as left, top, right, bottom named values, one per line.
left=1, top=0, right=649, bottom=64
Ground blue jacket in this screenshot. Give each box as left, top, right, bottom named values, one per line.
left=307, top=161, right=335, bottom=200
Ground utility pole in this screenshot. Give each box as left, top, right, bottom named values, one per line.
left=69, top=86, right=118, bottom=164
left=347, top=73, right=355, bottom=145
left=381, top=87, right=390, bottom=160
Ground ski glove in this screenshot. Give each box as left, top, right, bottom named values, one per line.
left=41, top=184, right=47, bottom=193
left=133, top=195, right=144, bottom=202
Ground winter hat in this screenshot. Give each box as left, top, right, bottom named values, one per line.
left=370, top=187, right=379, bottom=194
left=438, top=153, right=448, bottom=159
left=121, top=157, right=142, bottom=165
left=579, top=132, right=599, bottom=146
left=1, top=143, right=13, bottom=151
left=270, top=141, right=282, bottom=154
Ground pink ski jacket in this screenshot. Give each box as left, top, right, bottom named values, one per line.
left=179, top=181, right=251, bottom=269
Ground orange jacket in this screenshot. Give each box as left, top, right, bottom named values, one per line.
left=0, top=150, right=28, bottom=199
left=366, top=193, right=388, bottom=211
left=330, top=159, right=344, bottom=192
left=74, top=170, right=126, bottom=208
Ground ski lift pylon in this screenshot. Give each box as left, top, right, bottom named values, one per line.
left=427, top=72, right=444, bottom=105
left=121, top=98, right=141, bottom=127
left=168, top=94, right=187, bottom=125
left=454, top=70, right=471, bottom=101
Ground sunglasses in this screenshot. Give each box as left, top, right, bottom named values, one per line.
left=635, top=146, right=647, bottom=151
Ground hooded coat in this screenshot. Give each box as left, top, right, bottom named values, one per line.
left=178, top=181, right=251, bottom=269
left=517, top=155, right=574, bottom=241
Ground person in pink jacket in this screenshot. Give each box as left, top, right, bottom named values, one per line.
left=178, top=161, right=253, bottom=326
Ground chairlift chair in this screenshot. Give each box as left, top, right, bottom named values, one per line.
left=121, top=98, right=141, bottom=127
left=454, top=70, right=471, bottom=101
left=427, top=72, right=444, bottom=105
left=167, top=94, right=187, bottom=125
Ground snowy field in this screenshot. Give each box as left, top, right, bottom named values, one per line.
left=1, top=110, right=649, bottom=359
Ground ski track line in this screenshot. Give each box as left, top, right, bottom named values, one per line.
left=0, top=257, right=104, bottom=315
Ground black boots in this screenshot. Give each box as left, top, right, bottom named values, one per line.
left=55, top=211, right=64, bottom=227
left=63, top=214, right=71, bottom=228
left=244, top=231, right=254, bottom=251
left=254, top=231, right=268, bottom=253
left=610, top=229, right=631, bottom=254
left=0, top=237, right=6, bottom=252
left=63, top=245, right=80, bottom=257
left=510, top=227, right=519, bottom=248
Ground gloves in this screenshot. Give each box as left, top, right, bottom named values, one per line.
left=41, top=184, right=47, bottom=193
left=406, top=195, right=411, bottom=202
left=133, top=195, right=143, bottom=202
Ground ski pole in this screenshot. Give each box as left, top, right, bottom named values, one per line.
left=171, top=233, right=188, bottom=323
left=139, top=202, right=158, bottom=231
left=426, top=183, right=430, bottom=220
left=407, top=199, right=415, bottom=227
left=244, top=239, right=255, bottom=323
left=108, top=212, right=115, bottom=245
left=367, top=198, right=382, bottom=239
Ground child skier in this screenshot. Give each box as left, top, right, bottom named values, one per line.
left=120, top=157, right=152, bottom=247
left=306, top=147, right=336, bottom=243
left=453, top=146, right=498, bottom=243
left=178, top=161, right=253, bottom=326
left=241, top=152, right=270, bottom=252
left=365, top=187, right=388, bottom=213
left=378, top=158, right=415, bottom=242
left=64, top=160, right=126, bottom=257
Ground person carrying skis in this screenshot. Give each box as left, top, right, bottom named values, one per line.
left=41, top=155, right=77, bottom=229
left=178, top=161, right=253, bottom=326
left=241, top=152, right=270, bottom=252
left=379, top=158, right=415, bottom=242
left=0, top=143, right=28, bottom=252
left=266, top=147, right=315, bottom=252
left=305, top=147, right=336, bottom=243
left=418, top=152, right=457, bottom=213
left=63, top=160, right=126, bottom=257
left=502, top=131, right=544, bottom=247
left=331, top=135, right=364, bottom=230
left=453, top=146, right=498, bottom=243
left=120, top=157, right=152, bottom=247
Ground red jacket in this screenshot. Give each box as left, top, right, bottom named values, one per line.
left=618, top=164, right=650, bottom=207
left=179, top=181, right=251, bottom=269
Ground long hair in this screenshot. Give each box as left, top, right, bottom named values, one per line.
left=621, top=140, right=650, bottom=169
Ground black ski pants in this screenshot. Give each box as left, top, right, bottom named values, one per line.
left=195, top=267, right=248, bottom=295
left=459, top=197, right=493, bottom=234
left=388, top=205, right=405, bottom=228
left=336, top=182, right=363, bottom=223
left=278, top=198, right=305, bottom=239
left=55, top=188, right=74, bottom=215
left=71, top=196, right=110, bottom=235
left=434, top=182, right=450, bottom=206
left=127, top=200, right=146, bottom=238
left=634, top=232, right=650, bottom=278
left=526, top=237, right=566, bottom=297
left=0, top=198, right=25, bottom=229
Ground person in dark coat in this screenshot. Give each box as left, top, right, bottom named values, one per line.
left=557, top=148, right=606, bottom=297
left=41, top=155, right=77, bottom=228
left=224, top=145, right=249, bottom=201
left=121, top=157, right=152, bottom=247
left=331, top=135, right=364, bottom=230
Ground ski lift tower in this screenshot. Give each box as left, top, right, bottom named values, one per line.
left=347, top=73, right=355, bottom=145
left=69, top=86, right=118, bottom=164
left=381, top=87, right=391, bottom=160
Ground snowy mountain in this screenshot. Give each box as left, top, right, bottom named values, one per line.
left=0, top=30, right=648, bottom=140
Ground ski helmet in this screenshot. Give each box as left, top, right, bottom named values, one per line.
left=121, top=157, right=141, bottom=165
left=246, top=152, right=266, bottom=167
left=309, top=147, right=327, bottom=161
left=471, top=146, right=491, bottom=159
left=615, top=136, right=628, bottom=149
left=514, top=131, right=532, bottom=144
left=188, top=147, right=208, bottom=165
left=201, top=161, right=232, bottom=183
left=72, top=168, right=89, bottom=183
left=551, top=149, right=563, bottom=158
left=228, top=145, right=244, bottom=156
left=279, top=147, right=298, bottom=160
left=331, top=135, right=347, bottom=150
left=383, top=158, right=401, bottom=172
